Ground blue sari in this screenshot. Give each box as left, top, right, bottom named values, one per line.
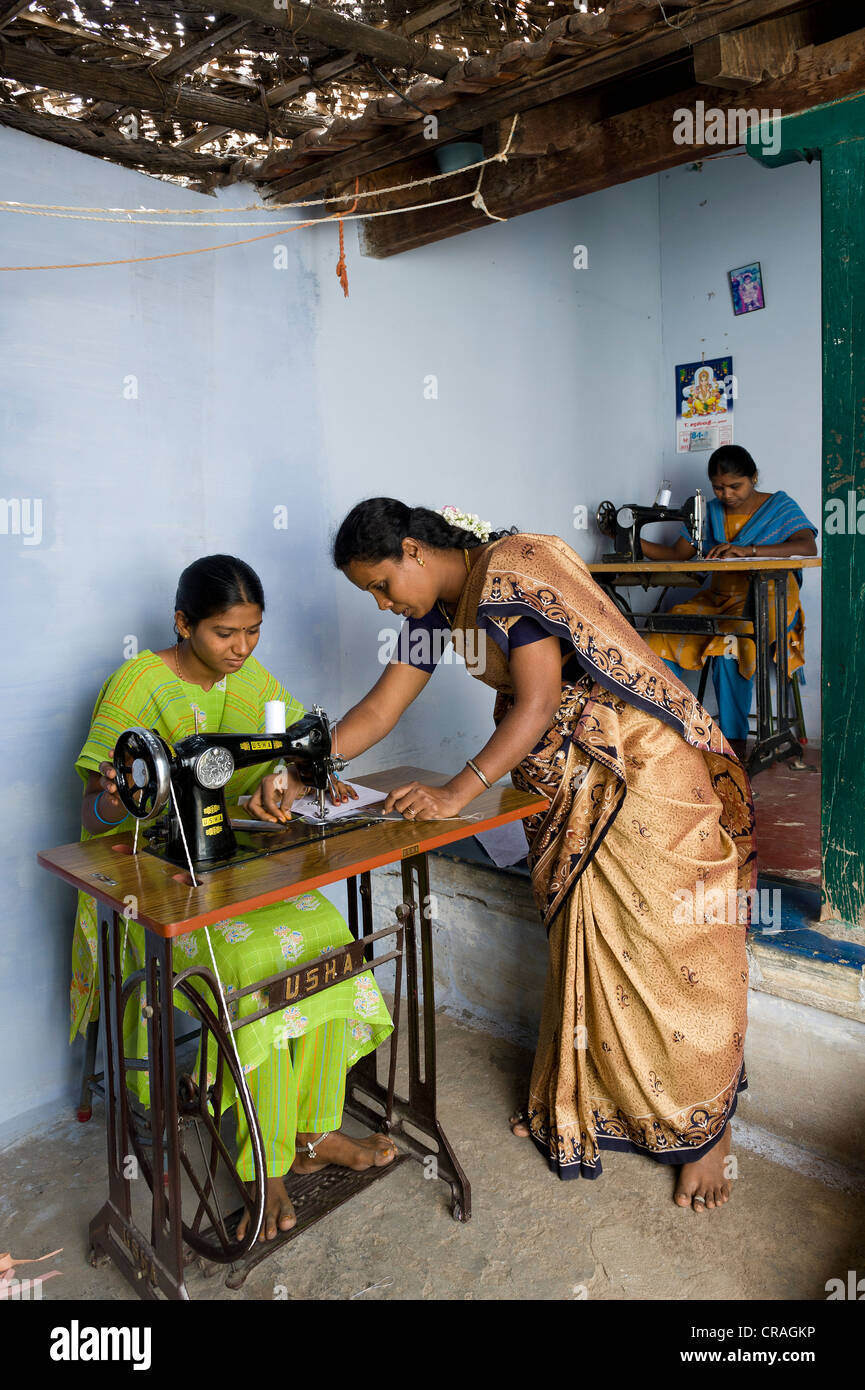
left=651, top=490, right=818, bottom=739
left=683, top=491, right=817, bottom=585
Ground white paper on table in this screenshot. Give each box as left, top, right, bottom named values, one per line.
left=475, top=818, right=529, bottom=868
left=290, top=781, right=391, bottom=822
left=234, top=782, right=385, bottom=812
left=235, top=780, right=483, bottom=826
left=236, top=781, right=387, bottom=821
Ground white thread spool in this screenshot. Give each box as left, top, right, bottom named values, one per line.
left=264, top=700, right=286, bottom=734
left=655, top=480, right=672, bottom=508
left=265, top=701, right=289, bottom=793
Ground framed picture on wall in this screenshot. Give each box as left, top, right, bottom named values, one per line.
left=729, top=262, right=765, bottom=315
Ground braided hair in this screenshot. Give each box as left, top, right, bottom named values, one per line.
left=332, top=498, right=516, bottom=568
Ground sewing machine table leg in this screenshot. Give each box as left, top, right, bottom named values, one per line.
left=748, top=572, right=802, bottom=776
left=88, top=907, right=188, bottom=1301
left=345, top=857, right=471, bottom=1222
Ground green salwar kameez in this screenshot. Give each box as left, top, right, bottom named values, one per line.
left=70, top=650, right=392, bottom=1175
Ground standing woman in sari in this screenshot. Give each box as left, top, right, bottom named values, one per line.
left=641, top=446, right=818, bottom=745
left=72, top=555, right=394, bottom=1241
left=257, top=502, right=756, bottom=1211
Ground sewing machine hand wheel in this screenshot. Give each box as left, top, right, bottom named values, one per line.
left=596, top=500, right=617, bottom=538
left=114, top=728, right=171, bottom=820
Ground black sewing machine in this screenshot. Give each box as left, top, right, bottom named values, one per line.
left=596, top=490, right=706, bottom=562
left=113, top=707, right=365, bottom=875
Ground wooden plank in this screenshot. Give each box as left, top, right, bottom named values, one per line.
left=806, top=108, right=865, bottom=928
left=747, top=91, right=865, bottom=926
left=360, top=24, right=865, bottom=256
left=37, top=767, right=547, bottom=937
left=402, top=0, right=463, bottom=33
left=0, top=0, right=30, bottom=31
left=151, top=19, right=251, bottom=79
left=256, top=0, right=817, bottom=200
left=86, top=18, right=251, bottom=125
left=0, top=41, right=318, bottom=137
left=693, top=12, right=811, bottom=89
left=194, top=0, right=461, bottom=80
left=0, top=101, right=232, bottom=174
left=16, top=10, right=159, bottom=56
left=176, top=3, right=459, bottom=159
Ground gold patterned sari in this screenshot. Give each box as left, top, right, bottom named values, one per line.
left=451, top=534, right=755, bottom=1179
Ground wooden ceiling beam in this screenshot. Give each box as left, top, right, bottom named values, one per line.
left=151, top=18, right=252, bottom=80
left=0, top=99, right=232, bottom=174
left=183, top=0, right=461, bottom=79
left=693, top=11, right=811, bottom=89
left=361, top=22, right=865, bottom=257
left=0, top=41, right=322, bottom=136
left=259, top=1, right=463, bottom=104
left=0, top=0, right=30, bottom=31
left=402, top=1, right=464, bottom=33
left=174, top=2, right=461, bottom=158
left=13, top=10, right=158, bottom=56
left=255, top=0, right=817, bottom=201
left=86, top=18, right=251, bottom=125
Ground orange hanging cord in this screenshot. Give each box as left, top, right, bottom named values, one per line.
left=335, top=178, right=359, bottom=298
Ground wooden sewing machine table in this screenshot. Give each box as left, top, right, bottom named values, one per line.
left=589, top=558, right=822, bottom=774
left=38, top=767, right=546, bottom=1301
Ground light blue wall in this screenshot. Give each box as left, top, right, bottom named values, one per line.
left=311, top=175, right=667, bottom=772
left=657, top=154, right=822, bottom=733
left=0, top=128, right=335, bottom=1139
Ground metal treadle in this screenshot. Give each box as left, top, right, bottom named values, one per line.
left=199, top=1153, right=409, bottom=1288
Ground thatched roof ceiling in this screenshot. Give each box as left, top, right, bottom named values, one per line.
left=0, top=0, right=587, bottom=185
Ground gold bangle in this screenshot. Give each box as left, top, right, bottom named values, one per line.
left=466, top=758, right=491, bottom=789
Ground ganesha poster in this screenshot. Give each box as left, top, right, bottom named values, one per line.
left=675, top=356, right=734, bottom=453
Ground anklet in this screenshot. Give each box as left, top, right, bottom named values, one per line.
left=305, top=1132, right=331, bottom=1159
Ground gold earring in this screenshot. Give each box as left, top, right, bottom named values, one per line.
left=416, top=556, right=425, bottom=567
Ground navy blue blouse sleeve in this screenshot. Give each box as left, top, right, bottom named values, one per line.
left=393, top=606, right=451, bottom=675
left=507, top=615, right=555, bottom=649
left=506, top=615, right=583, bottom=679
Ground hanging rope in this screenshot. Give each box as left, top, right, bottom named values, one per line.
left=335, top=176, right=359, bottom=298
left=0, top=117, right=520, bottom=270
left=0, top=117, right=521, bottom=218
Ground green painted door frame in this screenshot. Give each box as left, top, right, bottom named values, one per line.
left=748, top=93, right=865, bottom=930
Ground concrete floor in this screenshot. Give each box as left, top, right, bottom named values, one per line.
left=2, top=1010, right=862, bottom=1302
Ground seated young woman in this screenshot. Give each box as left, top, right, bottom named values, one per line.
left=71, top=554, right=395, bottom=1242
left=640, top=446, right=817, bottom=748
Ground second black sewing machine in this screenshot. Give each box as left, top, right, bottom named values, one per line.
left=112, top=705, right=388, bottom=877
left=596, top=488, right=706, bottom=563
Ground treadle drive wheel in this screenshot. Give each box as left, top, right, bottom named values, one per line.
left=120, top=966, right=266, bottom=1263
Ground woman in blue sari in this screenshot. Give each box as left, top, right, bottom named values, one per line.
left=642, top=446, right=818, bottom=745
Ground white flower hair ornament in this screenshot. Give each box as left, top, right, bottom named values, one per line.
left=437, top=505, right=492, bottom=542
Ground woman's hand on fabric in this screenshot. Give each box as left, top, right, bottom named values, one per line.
left=706, top=542, right=751, bottom=559
left=384, top=782, right=464, bottom=820
left=327, top=777, right=358, bottom=806
left=247, top=770, right=306, bottom=823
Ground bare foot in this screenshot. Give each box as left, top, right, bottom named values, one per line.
left=674, top=1128, right=732, bottom=1213
left=237, top=1175, right=296, bottom=1243
left=509, top=1109, right=530, bottom=1138
left=291, top=1129, right=397, bottom=1174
